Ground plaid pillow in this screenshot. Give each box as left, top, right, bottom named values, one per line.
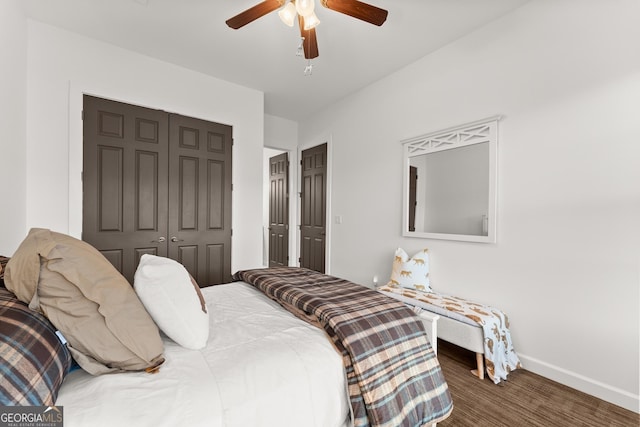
left=0, top=287, right=72, bottom=405
left=0, top=256, right=9, bottom=285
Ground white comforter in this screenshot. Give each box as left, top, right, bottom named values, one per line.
left=56, top=282, right=350, bottom=427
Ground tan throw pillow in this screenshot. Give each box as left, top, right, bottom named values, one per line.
left=5, top=228, right=164, bottom=375
left=387, top=248, right=431, bottom=292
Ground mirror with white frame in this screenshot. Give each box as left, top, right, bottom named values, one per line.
left=402, top=117, right=499, bottom=243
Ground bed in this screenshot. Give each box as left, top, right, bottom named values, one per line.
left=1, top=229, right=453, bottom=427
left=55, top=281, right=351, bottom=427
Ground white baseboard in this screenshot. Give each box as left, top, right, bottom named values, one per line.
left=518, top=353, right=639, bottom=414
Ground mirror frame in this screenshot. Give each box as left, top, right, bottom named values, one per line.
left=401, top=116, right=500, bottom=243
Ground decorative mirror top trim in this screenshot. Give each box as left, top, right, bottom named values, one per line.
left=402, top=115, right=502, bottom=155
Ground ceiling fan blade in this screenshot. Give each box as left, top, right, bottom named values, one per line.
left=298, top=16, right=319, bottom=59
left=321, top=0, right=388, bottom=26
left=226, top=0, right=284, bottom=29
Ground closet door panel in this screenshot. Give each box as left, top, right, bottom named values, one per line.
left=136, top=151, right=160, bottom=231
left=207, top=160, right=224, bottom=230
left=168, top=114, right=232, bottom=286
left=178, top=156, right=199, bottom=230
left=206, top=244, right=224, bottom=285
left=98, top=146, right=123, bottom=232
left=83, top=95, right=169, bottom=283
left=177, top=245, right=198, bottom=277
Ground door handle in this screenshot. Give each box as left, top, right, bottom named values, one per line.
left=151, top=236, right=166, bottom=243
left=171, top=236, right=184, bottom=243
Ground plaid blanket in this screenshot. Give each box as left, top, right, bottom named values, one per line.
left=233, top=267, right=453, bottom=427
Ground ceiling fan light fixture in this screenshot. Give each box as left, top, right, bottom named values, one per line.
left=278, top=2, right=297, bottom=27
left=303, top=12, right=321, bottom=30
left=226, top=0, right=388, bottom=64
left=295, top=0, right=315, bottom=18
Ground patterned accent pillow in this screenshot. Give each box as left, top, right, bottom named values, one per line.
left=387, top=248, right=431, bottom=292
left=0, top=287, right=72, bottom=405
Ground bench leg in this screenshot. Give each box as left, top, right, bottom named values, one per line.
left=470, top=352, right=484, bottom=380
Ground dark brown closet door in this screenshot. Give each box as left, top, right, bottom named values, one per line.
left=168, top=114, right=232, bottom=285
left=83, top=96, right=233, bottom=285
left=268, top=152, right=289, bottom=267
left=82, top=95, right=169, bottom=282
left=299, top=143, right=327, bottom=273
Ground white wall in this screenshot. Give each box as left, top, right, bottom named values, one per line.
left=0, top=0, right=27, bottom=255
left=265, top=114, right=298, bottom=151
left=24, top=20, right=265, bottom=272
left=299, top=0, right=640, bottom=412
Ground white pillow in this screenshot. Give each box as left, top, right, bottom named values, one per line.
left=134, top=254, right=209, bottom=350
left=388, top=248, right=431, bottom=292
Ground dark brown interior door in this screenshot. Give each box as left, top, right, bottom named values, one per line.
left=168, top=114, right=232, bottom=285
left=82, top=95, right=232, bottom=285
left=409, top=165, right=418, bottom=232
left=300, top=143, right=327, bottom=273
left=269, top=152, right=289, bottom=267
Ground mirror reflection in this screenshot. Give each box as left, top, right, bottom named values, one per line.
left=408, top=142, right=489, bottom=236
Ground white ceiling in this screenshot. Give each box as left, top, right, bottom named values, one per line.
left=23, top=0, right=529, bottom=121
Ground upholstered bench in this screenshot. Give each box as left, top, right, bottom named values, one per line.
left=428, top=310, right=485, bottom=379
left=382, top=248, right=520, bottom=383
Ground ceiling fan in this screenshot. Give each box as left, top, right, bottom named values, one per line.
left=226, top=0, right=388, bottom=59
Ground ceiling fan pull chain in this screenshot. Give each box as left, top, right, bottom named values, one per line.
left=303, top=35, right=313, bottom=76
left=304, top=59, right=313, bottom=76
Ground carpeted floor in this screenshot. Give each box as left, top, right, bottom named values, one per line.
left=436, top=340, right=639, bottom=427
